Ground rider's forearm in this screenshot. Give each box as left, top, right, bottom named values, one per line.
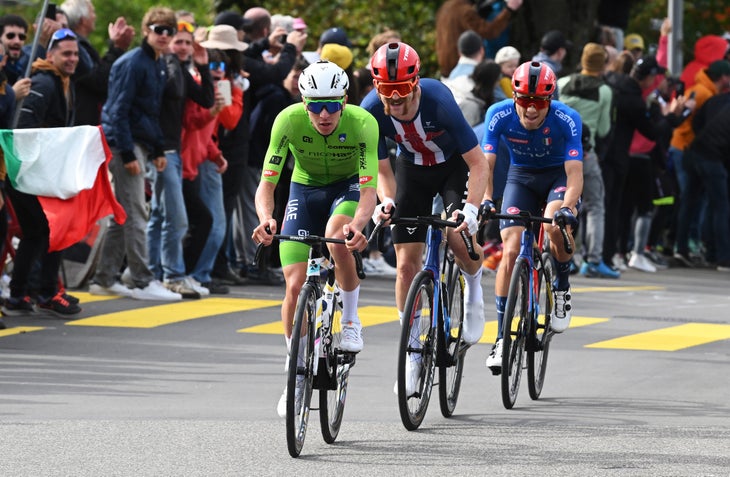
left=255, top=181, right=276, bottom=222
left=483, top=152, right=496, bottom=201
left=377, top=158, right=397, bottom=202
left=561, top=160, right=584, bottom=213
left=463, top=146, right=488, bottom=206
left=352, top=187, right=378, bottom=232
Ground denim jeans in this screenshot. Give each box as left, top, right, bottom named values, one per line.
left=147, top=150, right=188, bottom=281
left=190, top=161, right=226, bottom=283
left=580, top=151, right=606, bottom=264
left=93, top=144, right=155, bottom=288
left=691, top=153, right=730, bottom=263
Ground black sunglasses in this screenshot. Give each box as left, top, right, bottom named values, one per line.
left=148, top=24, right=175, bottom=36
left=4, top=32, right=27, bottom=41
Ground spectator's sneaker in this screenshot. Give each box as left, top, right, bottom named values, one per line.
left=184, top=277, right=210, bottom=297
left=673, top=252, right=695, bottom=268
left=38, top=292, right=82, bottom=316
left=485, top=338, right=503, bottom=375
left=580, top=261, right=620, bottom=279
left=1, top=296, right=35, bottom=316
left=628, top=253, right=657, bottom=273
left=368, top=257, right=397, bottom=277
left=200, top=280, right=230, bottom=295
left=57, top=286, right=80, bottom=305
left=339, top=321, right=363, bottom=353
left=645, top=249, right=669, bottom=270
left=612, top=254, right=628, bottom=271
left=88, top=282, right=133, bottom=297
left=362, top=258, right=383, bottom=277
left=132, top=280, right=182, bottom=301
left=716, top=261, right=730, bottom=272
left=248, top=267, right=284, bottom=286
left=462, top=300, right=485, bottom=345
left=120, top=267, right=134, bottom=288
left=212, top=266, right=247, bottom=285
left=164, top=279, right=201, bottom=299
left=551, top=288, right=572, bottom=333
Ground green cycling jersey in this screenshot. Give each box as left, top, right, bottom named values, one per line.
left=260, top=102, right=379, bottom=189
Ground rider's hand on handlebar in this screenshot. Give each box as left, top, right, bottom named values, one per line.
left=479, top=199, right=496, bottom=221
left=252, top=219, right=277, bottom=246
left=371, top=197, right=395, bottom=224
left=343, top=224, right=367, bottom=252
left=453, top=202, right=479, bottom=236
left=553, top=207, right=578, bottom=229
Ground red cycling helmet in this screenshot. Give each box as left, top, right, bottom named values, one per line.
left=512, top=61, right=556, bottom=97
left=370, top=42, right=420, bottom=82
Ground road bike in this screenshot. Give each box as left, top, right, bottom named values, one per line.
left=255, top=233, right=364, bottom=457
left=484, top=210, right=571, bottom=409
left=377, top=215, right=479, bottom=430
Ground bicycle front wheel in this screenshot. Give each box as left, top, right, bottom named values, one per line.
left=397, top=270, right=436, bottom=430
left=286, top=283, right=317, bottom=457
left=528, top=252, right=554, bottom=400
left=320, top=287, right=348, bottom=444
left=439, top=262, right=465, bottom=417
left=501, top=257, right=529, bottom=409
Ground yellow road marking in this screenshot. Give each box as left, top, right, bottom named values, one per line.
left=238, top=305, right=400, bottom=334
left=71, top=292, right=120, bottom=304
left=586, top=323, right=730, bottom=351
left=0, top=326, right=45, bottom=337
left=477, top=316, right=609, bottom=343
left=67, top=298, right=281, bottom=328
left=572, top=285, right=664, bottom=293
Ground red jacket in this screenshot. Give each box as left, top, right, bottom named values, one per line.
left=180, top=85, right=243, bottom=180
left=679, top=35, right=728, bottom=89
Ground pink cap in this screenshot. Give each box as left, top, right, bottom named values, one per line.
left=292, top=17, right=307, bottom=30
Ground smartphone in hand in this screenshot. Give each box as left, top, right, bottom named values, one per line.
left=217, top=79, right=232, bottom=106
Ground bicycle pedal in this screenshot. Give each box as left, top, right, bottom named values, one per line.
left=488, top=366, right=502, bottom=376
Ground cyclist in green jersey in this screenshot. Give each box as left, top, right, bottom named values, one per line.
left=252, top=60, right=378, bottom=366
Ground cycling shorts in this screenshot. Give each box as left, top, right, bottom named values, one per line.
left=500, top=165, right=566, bottom=230
left=279, top=175, right=359, bottom=266
left=392, top=154, right=469, bottom=244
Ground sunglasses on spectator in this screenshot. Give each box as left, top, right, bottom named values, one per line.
left=375, top=78, right=417, bottom=98
left=4, top=32, right=27, bottom=41
left=209, top=62, right=226, bottom=71
left=47, top=28, right=77, bottom=50
left=305, top=98, right=345, bottom=114
left=177, top=21, right=195, bottom=34
left=513, top=94, right=552, bottom=110
left=148, top=24, right=175, bottom=36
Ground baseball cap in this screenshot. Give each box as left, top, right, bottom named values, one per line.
left=214, top=10, right=245, bottom=31
left=320, top=43, right=353, bottom=70
left=707, top=60, right=730, bottom=77
left=292, top=17, right=307, bottom=31
left=540, top=30, right=572, bottom=55
left=634, top=55, right=665, bottom=78
left=319, top=27, right=351, bottom=47
left=624, top=33, right=645, bottom=51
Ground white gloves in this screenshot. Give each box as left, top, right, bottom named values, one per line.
left=455, top=202, right=479, bottom=236
left=372, top=197, right=395, bottom=224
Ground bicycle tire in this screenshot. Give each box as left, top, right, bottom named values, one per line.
left=320, top=284, right=348, bottom=444
left=286, top=283, right=317, bottom=457
left=397, top=270, right=437, bottom=430
left=501, top=257, right=529, bottom=409
left=528, top=252, right=554, bottom=400
left=438, top=261, right=465, bottom=417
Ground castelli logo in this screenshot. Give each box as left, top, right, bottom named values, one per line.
left=506, top=206, right=521, bottom=214
left=543, top=127, right=550, bottom=135
left=263, top=170, right=279, bottom=177
left=485, top=144, right=494, bottom=152
left=569, top=149, right=579, bottom=157
left=359, top=176, right=372, bottom=184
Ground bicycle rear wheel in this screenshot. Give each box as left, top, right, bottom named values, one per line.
left=320, top=286, right=348, bottom=444
left=528, top=252, right=554, bottom=400
left=397, top=270, right=436, bottom=430
left=501, top=258, right=529, bottom=409
left=439, top=262, right=465, bottom=417
left=286, top=284, right=317, bottom=457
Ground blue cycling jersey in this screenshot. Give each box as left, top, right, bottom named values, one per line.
left=360, top=78, right=478, bottom=165
left=481, top=98, right=583, bottom=168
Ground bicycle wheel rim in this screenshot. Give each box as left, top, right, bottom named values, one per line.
left=320, top=288, right=347, bottom=443
left=501, top=259, right=528, bottom=409
left=439, top=265, right=465, bottom=417
left=398, top=271, right=436, bottom=430
left=529, top=252, right=554, bottom=399
left=286, top=284, right=317, bottom=457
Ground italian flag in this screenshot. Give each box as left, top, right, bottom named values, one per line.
left=0, top=125, right=126, bottom=251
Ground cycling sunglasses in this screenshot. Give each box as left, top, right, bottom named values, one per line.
left=375, top=78, right=417, bottom=98
left=305, top=98, right=344, bottom=114
left=209, top=62, right=226, bottom=71
left=148, top=24, right=175, bottom=36
left=4, top=32, right=27, bottom=41
left=47, top=28, right=77, bottom=50
left=514, top=94, right=552, bottom=110
left=177, top=21, right=195, bottom=34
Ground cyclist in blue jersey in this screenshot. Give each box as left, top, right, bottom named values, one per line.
left=361, top=42, right=488, bottom=393
left=480, top=61, right=583, bottom=374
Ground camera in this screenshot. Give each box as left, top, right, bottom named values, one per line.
left=649, top=18, right=663, bottom=31
left=278, top=34, right=287, bottom=45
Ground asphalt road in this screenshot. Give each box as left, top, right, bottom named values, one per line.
left=1, top=266, right=729, bottom=476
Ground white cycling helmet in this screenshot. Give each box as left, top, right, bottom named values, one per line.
left=298, top=60, right=349, bottom=98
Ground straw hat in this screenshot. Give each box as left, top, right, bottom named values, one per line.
left=200, top=25, right=248, bottom=51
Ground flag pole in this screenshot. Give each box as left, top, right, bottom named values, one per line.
left=10, top=0, right=51, bottom=128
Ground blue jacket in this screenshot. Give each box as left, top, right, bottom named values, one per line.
left=101, top=39, right=166, bottom=162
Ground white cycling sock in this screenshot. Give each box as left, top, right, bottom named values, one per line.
left=462, top=267, right=483, bottom=304
left=339, top=285, right=360, bottom=325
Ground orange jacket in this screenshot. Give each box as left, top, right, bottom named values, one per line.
left=670, top=68, right=719, bottom=151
